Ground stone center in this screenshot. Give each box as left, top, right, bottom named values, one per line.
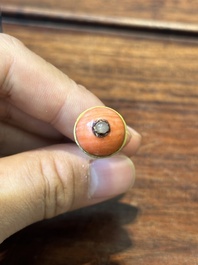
left=92, top=119, right=111, bottom=138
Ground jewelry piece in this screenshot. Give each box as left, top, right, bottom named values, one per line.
left=74, top=106, right=127, bottom=158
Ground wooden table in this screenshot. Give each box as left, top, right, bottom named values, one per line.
left=1, top=1, right=198, bottom=264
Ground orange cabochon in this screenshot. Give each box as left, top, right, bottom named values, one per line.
left=74, top=107, right=126, bottom=157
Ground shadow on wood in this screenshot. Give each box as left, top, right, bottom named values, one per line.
left=0, top=197, right=139, bottom=264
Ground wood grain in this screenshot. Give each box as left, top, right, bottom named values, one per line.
left=0, top=22, right=198, bottom=264
left=1, top=0, right=198, bottom=33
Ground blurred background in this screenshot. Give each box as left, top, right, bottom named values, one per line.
left=1, top=1, right=198, bottom=264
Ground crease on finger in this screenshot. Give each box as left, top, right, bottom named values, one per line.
left=0, top=122, right=60, bottom=156
left=0, top=36, right=17, bottom=99
left=0, top=99, right=63, bottom=140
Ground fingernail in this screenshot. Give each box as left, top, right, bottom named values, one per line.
left=127, top=126, right=141, bottom=138
left=89, top=155, right=135, bottom=198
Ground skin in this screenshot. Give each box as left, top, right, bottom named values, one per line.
left=0, top=34, right=142, bottom=243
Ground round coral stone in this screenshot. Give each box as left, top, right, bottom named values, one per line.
left=74, top=106, right=127, bottom=157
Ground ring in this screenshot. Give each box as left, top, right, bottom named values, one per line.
left=74, top=106, right=127, bottom=158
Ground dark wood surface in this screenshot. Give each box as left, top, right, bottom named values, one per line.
left=2, top=0, right=198, bottom=24
left=1, top=1, right=198, bottom=264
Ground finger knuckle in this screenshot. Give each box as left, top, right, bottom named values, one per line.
left=39, top=154, right=75, bottom=219
left=0, top=100, right=12, bottom=121
left=0, top=34, right=25, bottom=98
left=0, top=122, right=7, bottom=155
left=0, top=34, right=24, bottom=51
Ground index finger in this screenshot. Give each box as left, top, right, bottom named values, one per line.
left=0, top=34, right=103, bottom=139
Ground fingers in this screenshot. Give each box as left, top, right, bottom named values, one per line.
left=122, top=127, right=142, bottom=156
left=0, top=122, right=63, bottom=156
left=0, top=99, right=63, bottom=139
left=0, top=120, right=141, bottom=157
left=0, top=34, right=141, bottom=156
left=0, top=34, right=140, bottom=245
left=0, top=34, right=103, bottom=139
left=0, top=145, right=135, bottom=243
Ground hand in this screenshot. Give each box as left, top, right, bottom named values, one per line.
left=0, top=34, right=141, bottom=243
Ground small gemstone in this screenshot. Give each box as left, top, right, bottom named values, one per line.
left=92, top=119, right=110, bottom=138
left=95, top=122, right=109, bottom=134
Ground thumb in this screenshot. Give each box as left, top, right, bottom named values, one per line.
left=0, top=144, right=135, bottom=243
